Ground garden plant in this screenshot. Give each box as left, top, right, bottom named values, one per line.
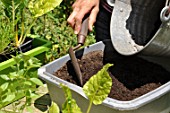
left=0, top=0, right=63, bottom=55
left=0, top=54, right=43, bottom=112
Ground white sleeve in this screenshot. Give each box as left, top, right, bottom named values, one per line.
left=106, top=0, right=115, bottom=6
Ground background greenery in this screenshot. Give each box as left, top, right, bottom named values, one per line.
left=0, top=0, right=96, bottom=62
left=32, top=0, right=96, bottom=62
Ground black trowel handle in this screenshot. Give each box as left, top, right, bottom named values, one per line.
left=77, top=17, right=89, bottom=45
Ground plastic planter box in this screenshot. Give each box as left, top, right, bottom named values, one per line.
left=0, top=37, right=51, bottom=74
left=38, top=40, right=170, bottom=113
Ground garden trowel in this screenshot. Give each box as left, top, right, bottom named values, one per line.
left=68, top=18, right=89, bottom=86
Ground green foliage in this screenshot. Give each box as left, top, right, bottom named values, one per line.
left=49, top=63, right=113, bottom=113
left=0, top=0, right=23, bottom=8
left=61, top=84, right=82, bottom=113
left=83, top=64, right=113, bottom=113
left=28, top=0, right=63, bottom=17
left=0, top=0, right=95, bottom=61
left=0, top=13, right=13, bottom=54
left=0, top=0, right=63, bottom=53
left=31, top=0, right=96, bottom=61
left=0, top=54, right=43, bottom=111
left=48, top=102, right=60, bottom=113
left=43, top=18, right=95, bottom=62
left=83, top=64, right=113, bottom=105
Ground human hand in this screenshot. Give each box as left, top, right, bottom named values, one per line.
left=67, top=0, right=100, bottom=34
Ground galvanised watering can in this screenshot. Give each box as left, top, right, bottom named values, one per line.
left=110, top=0, right=170, bottom=57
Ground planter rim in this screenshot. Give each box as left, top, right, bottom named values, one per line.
left=39, top=69, right=170, bottom=110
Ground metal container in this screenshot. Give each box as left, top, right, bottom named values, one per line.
left=110, top=0, right=170, bottom=57
left=38, top=40, right=170, bottom=113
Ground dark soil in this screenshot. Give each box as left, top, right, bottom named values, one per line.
left=54, top=50, right=170, bottom=101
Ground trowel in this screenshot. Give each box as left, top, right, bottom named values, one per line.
left=68, top=18, right=89, bottom=86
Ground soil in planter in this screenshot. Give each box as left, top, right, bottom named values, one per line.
left=54, top=50, right=170, bottom=101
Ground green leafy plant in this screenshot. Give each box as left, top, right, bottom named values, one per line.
left=0, top=0, right=63, bottom=54
left=0, top=54, right=43, bottom=112
left=48, top=102, right=60, bottom=113
left=0, top=14, right=13, bottom=54
left=61, top=84, right=83, bottom=113
left=48, top=63, right=113, bottom=113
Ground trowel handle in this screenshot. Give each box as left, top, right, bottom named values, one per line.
left=77, top=17, right=89, bottom=45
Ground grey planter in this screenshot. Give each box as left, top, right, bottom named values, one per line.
left=38, top=40, right=170, bottom=113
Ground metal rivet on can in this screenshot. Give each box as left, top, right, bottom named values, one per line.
left=120, top=8, right=123, bottom=12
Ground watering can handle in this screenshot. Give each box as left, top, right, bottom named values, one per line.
left=160, top=0, right=170, bottom=22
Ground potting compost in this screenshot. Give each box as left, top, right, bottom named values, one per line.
left=54, top=50, right=170, bottom=101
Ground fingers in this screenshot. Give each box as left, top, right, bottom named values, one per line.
left=89, top=6, right=99, bottom=31
left=67, top=7, right=80, bottom=28
left=67, top=0, right=100, bottom=34
left=68, top=6, right=91, bottom=34
left=67, top=0, right=81, bottom=28
left=74, top=8, right=90, bottom=34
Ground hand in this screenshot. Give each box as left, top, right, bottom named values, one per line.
left=67, top=0, right=100, bottom=34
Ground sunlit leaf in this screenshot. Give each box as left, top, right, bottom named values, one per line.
left=0, top=74, right=10, bottom=80
left=13, top=55, right=22, bottom=64
left=61, top=84, right=82, bottom=113
left=30, top=78, right=43, bottom=86
left=18, top=69, right=25, bottom=76
left=2, top=93, right=15, bottom=102
left=29, top=92, right=39, bottom=98
left=49, top=101, right=60, bottom=113
left=9, top=72, right=18, bottom=80
left=24, top=81, right=33, bottom=86
left=28, top=0, right=63, bottom=17
left=25, top=89, right=38, bottom=99
left=10, top=65, right=18, bottom=71
left=83, top=63, right=113, bottom=105
left=0, top=82, right=9, bottom=91
left=22, top=54, right=31, bottom=63
left=27, top=57, right=41, bottom=67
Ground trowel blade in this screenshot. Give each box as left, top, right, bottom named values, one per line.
left=68, top=47, right=83, bottom=86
